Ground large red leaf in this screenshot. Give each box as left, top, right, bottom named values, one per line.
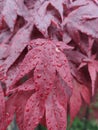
left=10, top=39, right=73, bottom=91
left=4, top=38, right=73, bottom=130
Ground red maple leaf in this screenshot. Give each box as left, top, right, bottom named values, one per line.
left=4, top=38, right=73, bottom=130
left=0, top=0, right=98, bottom=130
left=70, top=79, right=90, bottom=123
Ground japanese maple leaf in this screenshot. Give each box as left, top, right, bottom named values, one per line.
left=64, top=49, right=91, bottom=87
left=0, top=1, right=97, bottom=130
left=27, top=0, right=65, bottom=37
left=0, top=44, right=9, bottom=61
left=0, top=1, right=4, bottom=14
left=70, top=79, right=90, bottom=123
left=5, top=78, right=35, bottom=130
left=0, top=29, right=12, bottom=44
left=47, top=0, right=64, bottom=20
left=45, top=89, right=67, bottom=130
left=10, top=38, right=73, bottom=91
left=5, top=37, right=73, bottom=130
left=6, top=75, right=70, bottom=130
left=4, top=38, right=73, bottom=130
left=79, top=56, right=98, bottom=95
left=0, top=23, right=33, bottom=80
left=40, top=0, right=64, bottom=19
left=78, top=37, right=98, bottom=95
left=69, top=0, right=89, bottom=9
left=44, top=75, right=72, bottom=130
left=2, top=0, right=29, bottom=31
left=22, top=76, right=70, bottom=130
left=0, top=29, right=12, bottom=62
left=64, top=0, right=98, bottom=39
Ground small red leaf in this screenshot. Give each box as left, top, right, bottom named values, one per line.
left=69, top=81, right=82, bottom=123
left=45, top=91, right=67, bottom=130
left=2, top=0, right=28, bottom=31
left=24, top=93, right=44, bottom=130
left=81, top=85, right=90, bottom=104
left=88, top=63, right=96, bottom=95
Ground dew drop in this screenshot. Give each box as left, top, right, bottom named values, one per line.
left=24, top=86, right=27, bottom=90
left=40, top=93, right=43, bottom=97
left=43, top=78, right=46, bottom=80
left=39, top=116, right=42, bottom=119
left=6, top=112, right=10, bottom=117
left=49, top=82, right=53, bottom=86
left=64, top=75, right=66, bottom=79
left=37, top=74, right=41, bottom=78
left=26, top=118, right=29, bottom=122
left=47, top=121, right=50, bottom=125
left=55, top=124, right=58, bottom=128
left=35, top=121, right=38, bottom=125
left=26, top=108, right=29, bottom=112
left=36, top=69, right=39, bottom=72
left=57, top=64, right=62, bottom=67
left=36, top=103, right=39, bottom=107
left=55, top=47, right=60, bottom=52
left=28, top=122, right=31, bottom=126
left=35, top=87, right=39, bottom=91
left=35, top=81, right=38, bottom=85
left=28, top=45, right=32, bottom=50
left=44, top=63, right=47, bottom=67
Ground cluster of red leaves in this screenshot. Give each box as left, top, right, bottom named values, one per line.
left=0, top=0, right=98, bottom=130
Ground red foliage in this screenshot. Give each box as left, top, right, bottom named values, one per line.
left=0, top=0, right=98, bottom=130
